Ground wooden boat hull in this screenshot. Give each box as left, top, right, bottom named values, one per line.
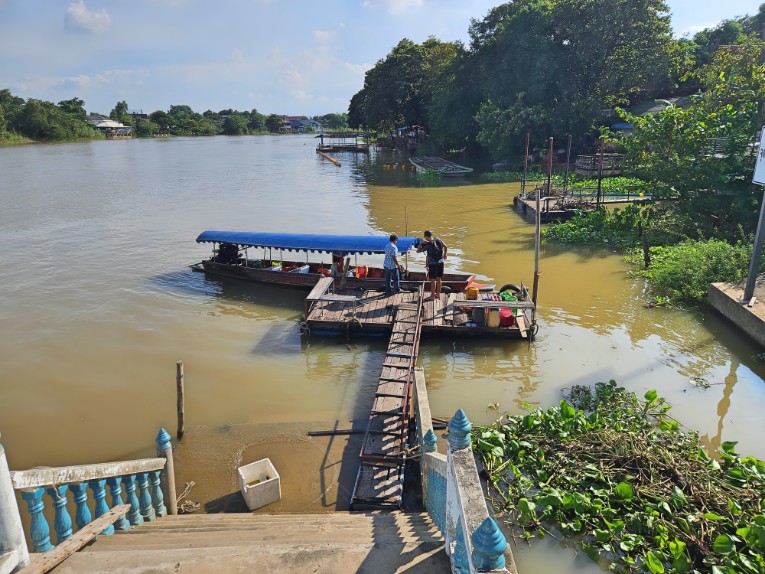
left=198, top=260, right=477, bottom=292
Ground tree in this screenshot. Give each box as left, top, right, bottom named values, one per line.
left=133, top=117, right=159, bottom=138
left=620, top=41, right=765, bottom=240
left=222, top=113, right=249, bottom=135
left=249, top=108, right=266, bottom=132
left=0, top=89, right=25, bottom=132
left=349, top=37, right=460, bottom=133
left=110, top=100, right=131, bottom=125
left=265, top=114, right=283, bottom=133
left=149, top=110, right=170, bottom=133
left=57, top=97, right=86, bottom=121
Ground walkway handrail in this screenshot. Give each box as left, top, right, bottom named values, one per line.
left=413, top=368, right=518, bottom=574
left=10, top=458, right=165, bottom=490
left=0, top=428, right=177, bottom=571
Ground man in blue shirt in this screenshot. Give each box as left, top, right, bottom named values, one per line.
left=384, top=234, right=404, bottom=296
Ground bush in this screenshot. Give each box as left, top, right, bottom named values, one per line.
left=626, top=239, right=756, bottom=305
left=542, top=205, right=643, bottom=249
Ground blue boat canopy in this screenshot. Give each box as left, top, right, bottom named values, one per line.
left=196, top=231, right=421, bottom=255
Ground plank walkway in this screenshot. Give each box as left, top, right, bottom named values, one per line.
left=305, top=288, right=531, bottom=338
left=350, top=289, right=425, bottom=509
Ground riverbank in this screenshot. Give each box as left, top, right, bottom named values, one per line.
left=708, top=273, right=765, bottom=347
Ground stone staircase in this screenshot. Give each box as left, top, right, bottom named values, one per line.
left=51, top=511, right=449, bottom=573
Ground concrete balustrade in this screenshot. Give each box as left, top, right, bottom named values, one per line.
left=0, top=428, right=177, bottom=567
left=413, top=367, right=518, bottom=574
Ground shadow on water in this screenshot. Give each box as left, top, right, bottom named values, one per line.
left=149, top=268, right=307, bottom=311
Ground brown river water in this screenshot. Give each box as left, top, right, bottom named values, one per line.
left=1, top=135, right=763, bottom=571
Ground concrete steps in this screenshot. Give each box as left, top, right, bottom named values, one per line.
left=51, top=511, right=449, bottom=574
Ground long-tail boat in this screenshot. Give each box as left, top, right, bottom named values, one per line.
left=192, top=231, right=482, bottom=292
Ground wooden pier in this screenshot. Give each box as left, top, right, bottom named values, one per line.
left=304, top=281, right=533, bottom=339
left=350, top=288, right=425, bottom=509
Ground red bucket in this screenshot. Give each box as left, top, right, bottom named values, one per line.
left=499, top=308, right=515, bottom=327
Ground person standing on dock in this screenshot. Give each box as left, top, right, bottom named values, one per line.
left=384, top=234, right=404, bottom=297
left=417, top=230, right=448, bottom=299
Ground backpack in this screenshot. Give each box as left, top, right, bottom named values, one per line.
left=428, top=237, right=444, bottom=261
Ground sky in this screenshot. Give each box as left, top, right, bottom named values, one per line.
left=0, top=0, right=762, bottom=117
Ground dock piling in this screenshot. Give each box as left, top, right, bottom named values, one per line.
left=176, top=361, right=185, bottom=440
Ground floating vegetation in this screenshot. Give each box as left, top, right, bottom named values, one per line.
left=417, top=167, right=442, bottom=186
left=473, top=381, right=765, bottom=573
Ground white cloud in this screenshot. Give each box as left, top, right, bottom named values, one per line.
left=313, top=30, right=336, bottom=44
left=362, top=0, right=425, bottom=15
left=677, top=23, right=716, bottom=37
left=344, top=62, right=372, bottom=78
left=65, top=0, right=112, bottom=34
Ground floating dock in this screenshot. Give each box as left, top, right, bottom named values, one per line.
left=350, top=291, right=425, bottom=508
left=304, top=280, right=534, bottom=339
left=409, top=156, right=473, bottom=177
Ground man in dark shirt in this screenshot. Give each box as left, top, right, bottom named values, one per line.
left=416, top=230, right=448, bottom=299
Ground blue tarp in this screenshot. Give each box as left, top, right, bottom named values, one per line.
left=196, top=231, right=421, bottom=255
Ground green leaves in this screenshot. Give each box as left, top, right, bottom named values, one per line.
left=615, top=482, right=635, bottom=501
left=472, top=382, right=765, bottom=574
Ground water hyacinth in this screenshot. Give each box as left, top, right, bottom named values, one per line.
left=473, top=381, right=765, bottom=573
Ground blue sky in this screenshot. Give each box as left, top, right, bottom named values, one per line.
left=0, top=0, right=762, bottom=117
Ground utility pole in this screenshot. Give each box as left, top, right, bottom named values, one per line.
left=744, top=126, right=765, bottom=301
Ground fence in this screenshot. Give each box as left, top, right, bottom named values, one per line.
left=0, top=428, right=176, bottom=572
left=413, top=368, right=518, bottom=573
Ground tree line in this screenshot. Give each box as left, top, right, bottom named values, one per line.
left=348, top=0, right=765, bottom=160
left=0, top=91, right=349, bottom=142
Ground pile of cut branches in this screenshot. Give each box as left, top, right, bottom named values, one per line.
left=473, top=381, right=765, bottom=573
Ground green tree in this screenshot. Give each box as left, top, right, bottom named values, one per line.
left=57, top=97, right=86, bottom=121
left=265, top=114, right=283, bottom=133
left=110, top=100, right=132, bottom=125
left=149, top=110, right=170, bottom=133
left=249, top=108, right=266, bottom=132
left=620, top=41, right=765, bottom=240
left=222, top=113, right=249, bottom=135
left=133, top=117, right=159, bottom=138
left=0, top=89, right=25, bottom=132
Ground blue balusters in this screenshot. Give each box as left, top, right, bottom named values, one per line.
left=106, top=477, right=130, bottom=531
left=68, top=482, right=92, bottom=529
left=471, top=517, right=507, bottom=571
left=423, top=428, right=438, bottom=453
left=122, top=474, right=143, bottom=526
left=447, top=409, right=472, bottom=450
left=46, top=484, right=73, bottom=544
left=88, top=480, right=114, bottom=535
left=136, top=473, right=155, bottom=522
left=150, top=470, right=167, bottom=518
left=156, top=428, right=172, bottom=453
left=21, top=488, right=53, bottom=552
left=453, top=520, right=470, bottom=573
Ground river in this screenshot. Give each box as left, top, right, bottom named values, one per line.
left=1, top=135, right=763, bottom=571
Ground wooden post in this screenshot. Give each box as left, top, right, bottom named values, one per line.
left=532, top=137, right=551, bottom=318
left=521, top=132, right=530, bottom=196
left=176, top=361, right=185, bottom=440
left=596, top=136, right=605, bottom=209
left=0, top=438, right=30, bottom=569
left=563, top=134, right=572, bottom=192
left=156, top=429, right=177, bottom=516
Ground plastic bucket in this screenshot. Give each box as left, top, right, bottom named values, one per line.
left=466, top=286, right=479, bottom=300
left=486, top=308, right=501, bottom=328
left=499, top=308, right=515, bottom=327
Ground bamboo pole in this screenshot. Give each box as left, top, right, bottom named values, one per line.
left=532, top=137, right=551, bottom=318
left=316, top=149, right=341, bottom=167
left=596, top=136, right=605, bottom=209
left=176, top=361, right=185, bottom=440
left=522, top=132, right=530, bottom=196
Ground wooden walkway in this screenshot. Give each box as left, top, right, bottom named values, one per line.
left=350, top=289, right=425, bottom=509
left=305, top=287, right=533, bottom=338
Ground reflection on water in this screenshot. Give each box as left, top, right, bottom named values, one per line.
left=1, top=138, right=764, bottom=523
